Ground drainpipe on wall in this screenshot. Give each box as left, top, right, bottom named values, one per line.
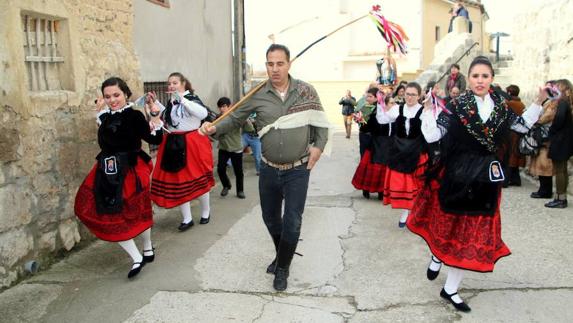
left=232, top=0, right=246, bottom=102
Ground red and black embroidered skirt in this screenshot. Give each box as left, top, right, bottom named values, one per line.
left=151, top=131, right=214, bottom=208
left=352, top=149, right=386, bottom=192
left=74, top=157, right=153, bottom=242
left=382, top=154, right=427, bottom=209
left=407, top=181, right=511, bottom=272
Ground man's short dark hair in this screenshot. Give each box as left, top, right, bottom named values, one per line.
left=450, top=63, right=460, bottom=70
left=266, top=44, right=291, bottom=61
left=506, top=85, right=520, bottom=97
left=217, top=97, right=231, bottom=107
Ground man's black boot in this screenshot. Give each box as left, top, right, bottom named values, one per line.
left=266, top=234, right=281, bottom=274
left=273, top=240, right=297, bottom=291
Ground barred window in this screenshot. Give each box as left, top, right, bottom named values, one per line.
left=143, top=81, right=169, bottom=106
left=146, top=0, right=170, bottom=8
left=22, top=13, right=67, bottom=91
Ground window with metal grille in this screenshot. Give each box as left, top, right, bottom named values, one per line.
left=147, top=0, right=170, bottom=8
left=143, top=81, right=170, bottom=106
left=22, top=13, right=67, bottom=91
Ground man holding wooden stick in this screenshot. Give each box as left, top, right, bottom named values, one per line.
left=200, top=44, right=330, bottom=291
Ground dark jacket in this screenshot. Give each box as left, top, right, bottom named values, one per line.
left=548, top=99, right=573, bottom=161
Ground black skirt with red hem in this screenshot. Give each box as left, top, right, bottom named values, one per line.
left=352, top=149, right=386, bottom=192
left=151, top=131, right=214, bottom=208
left=406, top=181, right=511, bottom=272
left=74, top=157, right=154, bottom=242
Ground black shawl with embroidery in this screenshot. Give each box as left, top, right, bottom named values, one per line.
left=427, top=88, right=527, bottom=215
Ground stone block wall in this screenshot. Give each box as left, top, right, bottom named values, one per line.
left=509, top=0, right=573, bottom=103
left=0, top=0, right=142, bottom=288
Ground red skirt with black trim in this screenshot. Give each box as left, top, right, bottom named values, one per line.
left=74, top=157, right=153, bottom=242
left=382, top=154, right=427, bottom=209
left=407, top=181, right=511, bottom=272
left=352, top=149, right=386, bottom=192
left=151, top=131, right=215, bottom=208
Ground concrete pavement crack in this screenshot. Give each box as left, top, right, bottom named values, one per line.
left=251, top=296, right=272, bottom=323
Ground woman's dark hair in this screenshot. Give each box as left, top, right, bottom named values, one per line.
left=506, top=85, right=520, bottom=97
left=169, top=72, right=194, bottom=94
left=384, top=95, right=393, bottom=106
left=468, top=56, right=495, bottom=77
left=366, top=87, right=378, bottom=97
left=425, top=81, right=437, bottom=94
left=393, top=85, right=405, bottom=97
left=101, top=77, right=132, bottom=98
left=554, top=78, right=573, bottom=110
left=406, top=82, right=422, bottom=95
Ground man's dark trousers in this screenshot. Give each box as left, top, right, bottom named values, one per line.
left=259, top=162, right=310, bottom=266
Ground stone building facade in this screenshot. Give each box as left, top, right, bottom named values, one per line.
left=509, top=0, right=573, bottom=103
left=0, top=0, right=143, bottom=288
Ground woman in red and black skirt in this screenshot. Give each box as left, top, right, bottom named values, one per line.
left=352, top=88, right=393, bottom=200
left=379, top=82, right=428, bottom=227
left=75, top=77, right=163, bottom=279
left=150, top=72, right=215, bottom=231
left=409, top=56, right=546, bottom=312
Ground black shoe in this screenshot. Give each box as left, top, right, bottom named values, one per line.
left=199, top=216, right=210, bottom=224
left=531, top=191, right=552, bottom=199
left=273, top=267, right=289, bottom=291
left=426, top=256, right=442, bottom=281
left=178, top=220, right=194, bottom=231
left=545, top=199, right=568, bottom=208
left=142, top=248, right=155, bottom=263
left=221, top=187, right=230, bottom=197
left=237, top=191, right=246, bottom=199
left=266, top=258, right=277, bottom=274
left=127, top=261, right=146, bottom=279
left=440, top=288, right=471, bottom=312
left=362, top=190, right=370, bottom=199
left=377, top=192, right=383, bottom=200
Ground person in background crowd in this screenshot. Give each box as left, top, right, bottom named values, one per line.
left=445, top=64, right=467, bottom=95
left=216, top=97, right=246, bottom=199
left=544, top=79, right=573, bottom=208
left=504, top=84, right=526, bottom=186
left=242, top=112, right=262, bottom=175
left=339, top=90, right=357, bottom=139
left=529, top=81, right=558, bottom=200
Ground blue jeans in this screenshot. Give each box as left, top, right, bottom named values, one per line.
left=259, top=162, right=310, bottom=244
left=242, top=133, right=262, bottom=173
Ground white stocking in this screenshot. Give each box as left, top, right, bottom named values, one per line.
left=198, top=192, right=211, bottom=219
left=399, top=209, right=410, bottom=223
left=444, top=267, right=465, bottom=304
left=140, top=228, right=153, bottom=255
left=428, top=254, right=442, bottom=272
left=118, top=239, right=143, bottom=268
left=179, top=201, right=193, bottom=224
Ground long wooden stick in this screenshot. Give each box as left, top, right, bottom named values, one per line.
left=212, top=14, right=369, bottom=126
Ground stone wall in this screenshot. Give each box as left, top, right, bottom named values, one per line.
left=0, top=0, right=142, bottom=288
left=509, top=0, right=573, bottom=103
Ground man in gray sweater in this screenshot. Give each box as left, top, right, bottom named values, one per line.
left=201, top=44, right=329, bottom=291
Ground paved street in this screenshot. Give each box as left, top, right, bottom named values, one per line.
left=1, top=129, right=572, bottom=323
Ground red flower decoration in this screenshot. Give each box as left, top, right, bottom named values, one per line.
left=484, top=127, right=489, bottom=135
left=469, top=109, right=475, bottom=115
left=372, top=4, right=381, bottom=12
left=461, top=118, right=468, bottom=126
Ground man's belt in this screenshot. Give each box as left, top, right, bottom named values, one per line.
left=262, top=156, right=309, bottom=171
